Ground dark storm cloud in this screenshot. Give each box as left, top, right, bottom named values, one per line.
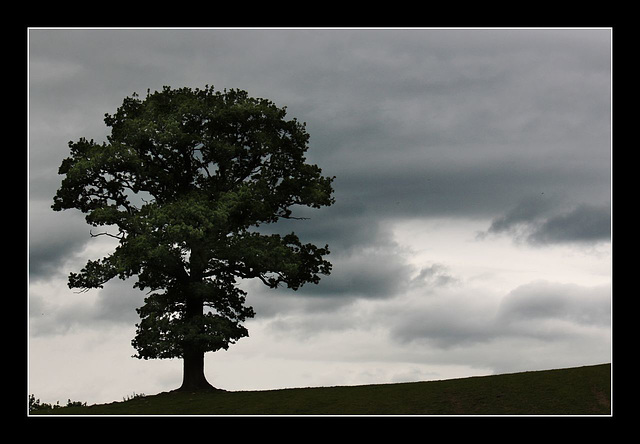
left=333, top=158, right=609, bottom=222
left=527, top=204, right=611, bottom=245
left=485, top=194, right=559, bottom=234
left=482, top=197, right=611, bottom=245
left=296, top=247, right=414, bottom=299
left=28, top=200, right=90, bottom=280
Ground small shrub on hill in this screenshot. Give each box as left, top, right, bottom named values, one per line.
left=29, top=394, right=86, bottom=413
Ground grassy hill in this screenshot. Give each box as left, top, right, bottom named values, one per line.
left=29, top=363, right=611, bottom=416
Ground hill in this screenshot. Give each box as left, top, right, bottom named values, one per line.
left=29, top=363, right=611, bottom=415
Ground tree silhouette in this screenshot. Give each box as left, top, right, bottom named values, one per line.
left=52, top=86, right=335, bottom=391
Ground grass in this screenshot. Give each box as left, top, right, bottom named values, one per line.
left=29, top=363, right=611, bottom=416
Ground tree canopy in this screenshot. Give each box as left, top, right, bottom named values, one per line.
left=52, top=86, right=335, bottom=367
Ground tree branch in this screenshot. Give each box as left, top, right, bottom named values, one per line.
left=279, top=215, right=310, bottom=221
left=90, top=229, right=125, bottom=240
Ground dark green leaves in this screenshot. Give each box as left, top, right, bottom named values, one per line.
left=53, top=85, right=335, bottom=360
left=223, top=231, right=331, bottom=290
left=132, top=281, right=255, bottom=359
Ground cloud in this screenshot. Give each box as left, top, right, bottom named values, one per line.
left=386, top=288, right=500, bottom=349
left=384, top=280, right=610, bottom=349
left=411, top=263, right=460, bottom=289
left=482, top=198, right=610, bottom=246
left=29, top=277, right=146, bottom=337
left=497, top=280, right=611, bottom=328
left=298, top=247, right=414, bottom=299
left=29, top=28, right=611, bottom=278
left=29, top=200, right=90, bottom=281
left=485, top=194, right=557, bottom=235
left=527, top=204, right=611, bottom=245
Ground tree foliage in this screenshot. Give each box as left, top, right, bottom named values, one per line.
left=52, top=86, right=335, bottom=360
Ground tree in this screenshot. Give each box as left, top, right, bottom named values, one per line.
left=52, top=86, right=335, bottom=391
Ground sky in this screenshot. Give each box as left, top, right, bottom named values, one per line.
left=27, top=27, right=612, bottom=407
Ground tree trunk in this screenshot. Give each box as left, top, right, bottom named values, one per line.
left=177, top=293, right=215, bottom=391
left=178, top=347, right=215, bottom=391
left=176, top=243, right=216, bottom=392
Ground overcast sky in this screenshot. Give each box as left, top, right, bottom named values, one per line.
left=28, top=27, right=612, bottom=407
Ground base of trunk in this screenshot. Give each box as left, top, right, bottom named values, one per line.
left=174, top=380, right=219, bottom=392
left=176, top=349, right=222, bottom=392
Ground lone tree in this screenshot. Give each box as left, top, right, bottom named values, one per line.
left=52, top=86, right=335, bottom=391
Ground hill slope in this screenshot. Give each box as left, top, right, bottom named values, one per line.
left=30, top=363, right=611, bottom=415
